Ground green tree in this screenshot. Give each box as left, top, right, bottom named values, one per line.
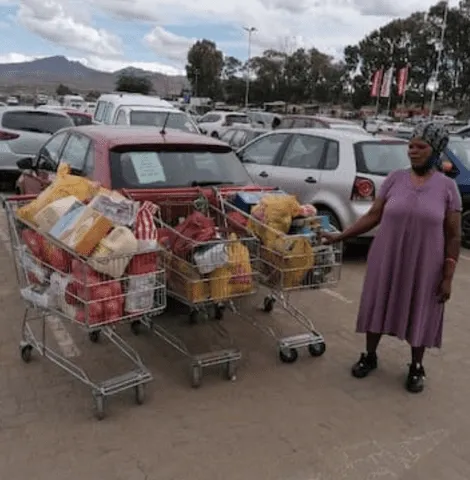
left=56, top=83, right=72, bottom=96
left=186, top=39, right=224, bottom=99
left=115, top=74, right=152, bottom=95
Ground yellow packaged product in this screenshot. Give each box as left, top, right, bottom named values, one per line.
left=168, top=255, right=210, bottom=303
left=17, top=163, right=100, bottom=224
left=261, top=236, right=314, bottom=289
left=209, top=235, right=253, bottom=299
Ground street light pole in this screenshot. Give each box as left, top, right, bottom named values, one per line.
left=429, top=0, right=449, bottom=118
left=244, top=26, right=256, bottom=109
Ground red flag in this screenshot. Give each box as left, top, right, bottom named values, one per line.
left=370, top=69, right=383, bottom=97
left=397, top=66, right=409, bottom=96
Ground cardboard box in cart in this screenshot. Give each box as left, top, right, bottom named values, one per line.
left=49, top=204, right=113, bottom=256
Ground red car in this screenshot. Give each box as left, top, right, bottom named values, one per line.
left=16, top=125, right=254, bottom=194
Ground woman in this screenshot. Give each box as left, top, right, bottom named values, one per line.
left=324, top=122, right=461, bottom=393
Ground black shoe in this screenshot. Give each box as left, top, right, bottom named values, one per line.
left=406, top=363, right=426, bottom=393
left=351, top=353, right=377, bottom=378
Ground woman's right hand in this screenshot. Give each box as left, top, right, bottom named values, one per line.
left=321, top=232, right=343, bottom=245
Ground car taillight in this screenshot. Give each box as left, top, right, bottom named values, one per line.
left=0, top=130, right=19, bottom=140
left=351, top=176, right=375, bottom=201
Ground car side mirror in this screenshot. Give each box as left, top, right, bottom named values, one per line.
left=16, top=156, right=34, bottom=170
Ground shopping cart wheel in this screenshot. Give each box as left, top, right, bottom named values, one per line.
left=20, top=344, right=33, bottom=363
left=225, top=361, right=237, bottom=381
left=94, top=395, right=105, bottom=421
left=214, top=303, right=225, bottom=320
left=263, top=296, right=275, bottom=313
left=89, top=331, right=101, bottom=343
left=191, top=366, right=202, bottom=388
left=135, top=384, right=145, bottom=405
left=130, top=320, right=141, bottom=335
left=279, top=348, right=298, bottom=364
left=308, top=341, right=326, bottom=357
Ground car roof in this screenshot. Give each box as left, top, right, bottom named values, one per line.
left=270, top=128, right=378, bottom=142
left=205, top=110, right=247, bottom=115
left=69, top=125, right=227, bottom=148
left=0, top=106, right=70, bottom=116
left=119, top=105, right=183, bottom=113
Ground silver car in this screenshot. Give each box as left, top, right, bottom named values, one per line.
left=237, top=128, right=409, bottom=237
left=0, top=106, right=74, bottom=177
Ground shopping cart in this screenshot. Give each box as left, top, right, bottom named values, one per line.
left=217, top=189, right=342, bottom=364
left=126, top=189, right=260, bottom=388
left=3, top=196, right=166, bottom=419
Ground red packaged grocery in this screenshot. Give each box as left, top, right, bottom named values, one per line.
left=170, top=212, right=216, bottom=257
left=127, top=201, right=159, bottom=275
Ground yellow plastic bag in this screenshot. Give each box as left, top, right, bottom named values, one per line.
left=209, top=235, right=253, bottom=299
left=261, top=236, right=314, bottom=288
left=17, top=163, right=100, bottom=224
left=248, top=195, right=301, bottom=248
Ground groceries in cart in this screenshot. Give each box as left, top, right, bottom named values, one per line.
left=226, top=191, right=336, bottom=290
left=159, top=205, right=255, bottom=304
left=15, top=164, right=165, bottom=329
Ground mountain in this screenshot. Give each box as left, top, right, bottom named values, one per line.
left=0, top=56, right=188, bottom=96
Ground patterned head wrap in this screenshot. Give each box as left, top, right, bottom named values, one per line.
left=411, top=121, right=449, bottom=156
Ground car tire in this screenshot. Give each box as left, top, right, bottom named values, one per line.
left=461, top=209, right=470, bottom=249
left=211, top=131, right=219, bottom=138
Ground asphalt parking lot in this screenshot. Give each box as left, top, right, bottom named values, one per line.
left=0, top=210, right=470, bottom=480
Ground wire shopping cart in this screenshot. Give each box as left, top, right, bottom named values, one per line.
left=126, top=189, right=260, bottom=388
left=3, top=196, right=166, bottom=419
left=217, top=189, right=342, bottom=364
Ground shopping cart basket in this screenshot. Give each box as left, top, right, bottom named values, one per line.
left=3, top=196, right=166, bottom=419
left=217, top=189, right=342, bottom=364
left=127, top=190, right=260, bottom=388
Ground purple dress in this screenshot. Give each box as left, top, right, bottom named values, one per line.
left=356, top=169, right=462, bottom=348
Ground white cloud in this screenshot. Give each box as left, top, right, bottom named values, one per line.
left=144, top=26, right=194, bottom=63
left=17, top=0, right=122, bottom=57
left=2, top=0, right=463, bottom=76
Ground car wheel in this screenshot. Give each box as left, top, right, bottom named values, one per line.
left=461, top=209, right=470, bottom=249
left=211, top=131, right=219, bottom=138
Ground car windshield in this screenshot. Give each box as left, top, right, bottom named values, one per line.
left=226, top=115, right=249, bottom=125
left=2, top=111, right=73, bottom=134
left=355, top=141, right=409, bottom=175
left=109, top=147, right=252, bottom=189
left=129, top=111, right=198, bottom=133
left=446, top=139, right=470, bottom=169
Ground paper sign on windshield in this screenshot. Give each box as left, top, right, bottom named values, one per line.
left=130, top=152, right=166, bottom=184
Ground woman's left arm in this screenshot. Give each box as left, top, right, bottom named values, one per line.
left=443, top=211, right=461, bottom=281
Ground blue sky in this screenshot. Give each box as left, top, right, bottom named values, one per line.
left=0, top=0, right=455, bottom=75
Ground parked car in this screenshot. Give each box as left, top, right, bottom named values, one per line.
left=246, top=111, right=281, bottom=129
left=440, top=137, right=470, bottom=248
left=16, top=125, right=253, bottom=194
left=454, top=124, right=470, bottom=138
left=197, top=111, right=250, bottom=138
left=92, top=93, right=175, bottom=125
left=112, top=105, right=199, bottom=133
left=220, top=127, right=268, bottom=149
left=0, top=106, right=74, bottom=187
left=277, top=115, right=329, bottom=129
left=278, top=115, right=367, bottom=133
left=236, top=128, right=409, bottom=238
left=64, top=110, right=93, bottom=126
